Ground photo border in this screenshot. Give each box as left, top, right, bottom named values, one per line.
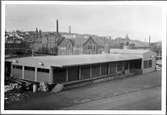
left=1, top=1, right=166, bottom=114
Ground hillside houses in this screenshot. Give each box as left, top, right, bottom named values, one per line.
left=114, top=35, right=150, bottom=49
left=5, top=31, right=32, bottom=55
left=5, top=18, right=153, bottom=56
left=19, top=32, right=151, bottom=55
left=5, top=28, right=153, bottom=56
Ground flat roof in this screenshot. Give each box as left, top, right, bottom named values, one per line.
left=110, top=49, right=151, bottom=54
left=6, top=54, right=142, bottom=68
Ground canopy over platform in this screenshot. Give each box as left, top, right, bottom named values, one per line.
left=6, top=54, right=142, bottom=68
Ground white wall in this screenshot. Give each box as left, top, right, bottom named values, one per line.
left=142, top=51, right=156, bottom=74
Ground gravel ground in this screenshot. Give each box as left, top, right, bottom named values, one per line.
left=63, top=86, right=161, bottom=110
left=5, top=71, right=161, bottom=110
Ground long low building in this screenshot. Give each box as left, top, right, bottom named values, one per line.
left=110, top=49, right=157, bottom=73
left=5, top=50, right=156, bottom=85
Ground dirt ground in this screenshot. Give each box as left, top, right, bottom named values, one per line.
left=5, top=71, right=161, bottom=110
left=63, top=86, right=161, bottom=110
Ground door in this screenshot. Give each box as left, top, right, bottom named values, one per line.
left=5, top=61, right=11, bottom=77
left=53, top=67, right=66, bottom=83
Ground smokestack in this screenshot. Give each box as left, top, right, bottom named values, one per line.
left=69, top=25, right=71, bottom=34
left=149, top=35, right=151, bottom=45
left=35, top=27, right=38, bottom=38
left=56, top=19, right=59, bottom=33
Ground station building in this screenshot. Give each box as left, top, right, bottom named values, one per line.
left=110, top=49, right=156, bottom=73
left=5, top=49, right=156, bottom=85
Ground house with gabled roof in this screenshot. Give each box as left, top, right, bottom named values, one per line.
left=82, top=37, right=98, bottom=54
left=57, top=35, right=108, bottom=55
left=58, top=38, right=74, bottom=55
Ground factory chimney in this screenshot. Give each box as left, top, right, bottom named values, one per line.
left=56, top=19, right=59, bottom=33
left=35, top=27, right=38, bottom=38
left=149, top=35, right=151, bottom=46
left=69, top=25, right=71, bottom=34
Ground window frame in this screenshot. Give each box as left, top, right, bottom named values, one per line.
left=25, top=66, right=35, bottom=71
left=37, top=68, right=50, bottom=73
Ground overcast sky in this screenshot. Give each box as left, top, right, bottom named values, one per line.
left=5, top=4, right=162, bottom=42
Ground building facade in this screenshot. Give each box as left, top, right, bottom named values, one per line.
left=58, top=38, right=74, bottom=55
left=82, top=37, right=98, bottom=54
left=6, top=50, right=156, bottom=85
left=57, top=36, right=104, bottom=55
left=110, top=49, right=156, bottom=73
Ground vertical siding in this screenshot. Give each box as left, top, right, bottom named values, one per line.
left=117, top=62, right=123, bottom=72
left=108, top=62, right=116, bottom=74
left=81, top=65, right=90, bottom=80
left=92, top=64, right=100, bottom=77
left=101, top=63, right=108, bottom=75
left=68, top=66, right=79, bottom=81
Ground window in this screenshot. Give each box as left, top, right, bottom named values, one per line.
left=13, top=65, right=22, bottom=69
left=149, top=60, right=152, bottom=67
left=94, top=46, right=96, bottom=50
left=37, top=68, right=49, bottom=73
left=144, top=61, right=148, bottom=68
left=88, top=45, right=92, bottom=49
left=25, top=66, right=35, bottom=71
left=144, top=60, right=152, bottom=68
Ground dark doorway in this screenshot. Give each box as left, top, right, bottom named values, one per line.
left=68, top=66, right=79, bottom=81
left=129, top=59, right=142, bottom=69
left=5, top=61, right=11, bottom=77
left=124, top=62, right=129, bottom=70
left=129, top=59, right=142, bottom=73
left=53, top=67, right=66, bottom=83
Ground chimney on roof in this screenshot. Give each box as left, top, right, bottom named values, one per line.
left=56, top=19, right=59, bottom=33
left=69, top=25, right=71, bottom=34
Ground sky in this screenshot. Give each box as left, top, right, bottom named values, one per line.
left=5, top=4, right=162, bottom=42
